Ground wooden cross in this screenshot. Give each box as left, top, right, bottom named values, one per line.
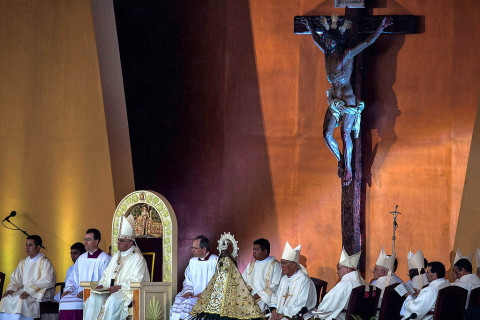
left=282, top=286, right=292, bottom=305
left=294, top=5, right=418, bottom=274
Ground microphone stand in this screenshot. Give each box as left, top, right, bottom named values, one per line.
left=2, top=218, right=46, bottom=249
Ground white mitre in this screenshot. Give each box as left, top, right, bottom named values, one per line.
left=339, top=246, right=361, bottom=269
left=119, top=214, right=136, bottom=240
left=281, top=241, right=301, bottom=263
left=454, top=248, right=474, bottom=264
left=407, top=250, right=424, bottom=270
left=376, top=247, right=396, bottom=271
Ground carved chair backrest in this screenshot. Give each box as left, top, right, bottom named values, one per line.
left=468, top=286, right=480, bottom=309
left=310, top=277, right=328, bottom=306
left=345, top=285, right=380, bottom=320
left=378, top=283, right=405, bottom=320
left=432, top=286, right=468, bottom=320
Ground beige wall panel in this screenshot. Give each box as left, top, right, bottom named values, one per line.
left=0, top=0, right=116, bottom=283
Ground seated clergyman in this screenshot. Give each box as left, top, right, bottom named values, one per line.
left=400, top=261, right=449, bottom=320
left=83, top=215, right=150, bottom=320
left=269, top=241, right=317, bottom=320
left=54, top=242, right=86, bottom=303
left=371, top=247, right=402, bottom=306
left=59, top=228, right=111, bottom=320
left=170, top=235, right=218, bottom=320
left=242, top=238, right=282, bottom=312
left=406, top=250, right=429, bottom=290
left=313, top=247, right=364, bottom=320
left=0, top=235, right=56, bottom=320
left=451, top=257, right=480, bottom=307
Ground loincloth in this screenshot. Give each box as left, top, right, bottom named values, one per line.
left=326, top=89, right=365, bottom=139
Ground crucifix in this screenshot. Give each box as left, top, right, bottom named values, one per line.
left=282, top=287, right=292, bottom=305
left=389, top=205, right=401, bottom=254
left=294, top=2, right=417, bottom=271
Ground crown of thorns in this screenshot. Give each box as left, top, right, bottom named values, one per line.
left=320, top=13, right=352, bottom=34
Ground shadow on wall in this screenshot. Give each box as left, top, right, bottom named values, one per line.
left=112, top=0, right=279, bottom=289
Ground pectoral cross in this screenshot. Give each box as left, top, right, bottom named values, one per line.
left=294, top=3, right=418, bottom=275
left=282, top=287, right=292, bottom=305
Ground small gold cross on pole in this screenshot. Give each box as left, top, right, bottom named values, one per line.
left=282, top=287, right=292, bottom=305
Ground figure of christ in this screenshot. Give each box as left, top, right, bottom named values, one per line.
left=303, top=16, right=392, bottom=186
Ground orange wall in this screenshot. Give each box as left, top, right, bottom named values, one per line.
left=249, top=0, right=480, bottom=286
left=0, top=0, right=479, bottom=295
left=0, top=0, right=116, bottom=282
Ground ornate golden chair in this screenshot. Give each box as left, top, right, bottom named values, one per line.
left=81, top=190, right=178, bottom=320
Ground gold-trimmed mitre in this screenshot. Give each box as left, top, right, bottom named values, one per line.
left=339, top=246, right=361, bottom=269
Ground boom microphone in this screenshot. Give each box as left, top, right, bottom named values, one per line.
left=405, top=313, right=417, bottom=320
left=3, top=211, right=16, bottom=222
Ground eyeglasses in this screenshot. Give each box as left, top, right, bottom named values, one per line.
left=191, top=246, right=201, bottom=250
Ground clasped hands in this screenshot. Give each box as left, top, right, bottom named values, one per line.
left=95, top=285, right=121, bottom=294
left=2, top=290, right=30, bottom=299
left=271, top=309, right=284, bottom=320
left=181, top=291, right=201, bottom=299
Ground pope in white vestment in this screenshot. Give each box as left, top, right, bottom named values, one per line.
left=269, top=242, right=317, bottom=320
left=242, top=239, right=282, bottom=312
left=83, top=215, right=150, bottom=320
left=0, top=236, right=56, bottom=320
left=314, top=247, right=363, bottom=320
left=170, top=236, right=218, bottom=320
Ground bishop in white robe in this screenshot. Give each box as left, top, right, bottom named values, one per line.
left=83, top=215, right=149, bottom=320
left=0, top=236, right=56, bottom=320
left=170, top=236, right=218, bottom=320
left=242, top=239, right=282, bottom=312
left=270, top=242, right=317, bottom=320
left=401, top=262, right=450, bottom=320
left=314, top=270, right=363, bottom=320
left=314, top=247, right=363, bottom=320
left=270, top=269, right=317, bottom=318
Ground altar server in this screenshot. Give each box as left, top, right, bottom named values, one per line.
left=313, top=247, right=363, bottom=320
left=54, top=242, right=85, bottom=303
left=0, top=235, right=56, bottom=320
left=83, top=215, right=149, bottom=320
left=170, top=235, right=218, bottom=320
left=269, top=242, right=317, bottom=320
left=242, top=238, right=282, bottom=312
left=58, top=229, right=110, bottom=319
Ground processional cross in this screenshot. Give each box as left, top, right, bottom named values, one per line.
left=282, top=287, right=292, bottom=305
left=294, top=1, right=417, bottom=273
left=389, top=205, right=401, bottom=254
